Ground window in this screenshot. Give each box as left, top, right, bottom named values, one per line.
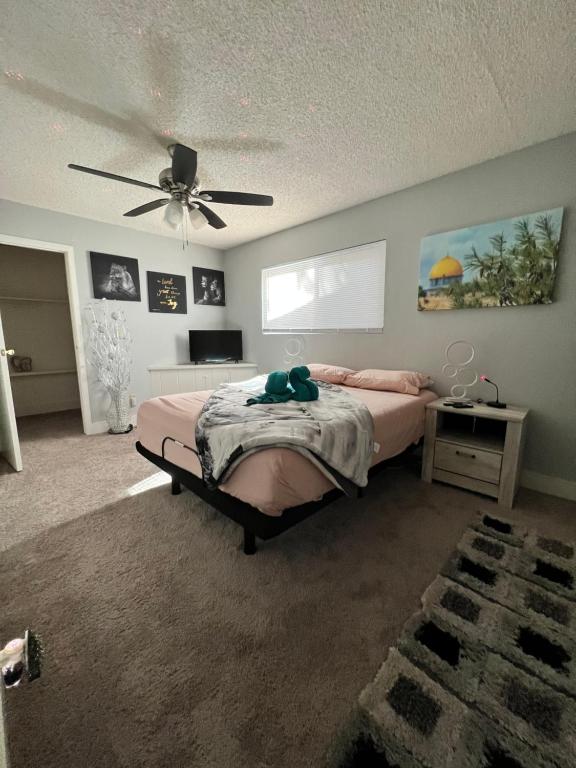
left=261, top=240, right=386, bottom=333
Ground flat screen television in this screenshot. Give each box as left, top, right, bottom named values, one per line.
left=189, top=330, right=243, bottom=363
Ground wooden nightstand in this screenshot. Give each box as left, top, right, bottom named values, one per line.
left=421, top=398, right=529, bottom=509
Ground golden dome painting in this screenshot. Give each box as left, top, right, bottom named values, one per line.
left=428, top=255, right=463, bottom=288
left=417, top=208, right=564, bottom=311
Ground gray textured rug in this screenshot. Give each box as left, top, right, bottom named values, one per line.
left=331, top=513, right=576, bottom=768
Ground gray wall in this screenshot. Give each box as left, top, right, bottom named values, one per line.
left=224, top=133, right=576, bottom=484
left=0, top=200, right=224, bottom=424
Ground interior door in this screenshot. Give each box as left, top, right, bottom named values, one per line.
left=0, top=688, right=7, bottom=768
left=0, top=307, right=22, bottom=471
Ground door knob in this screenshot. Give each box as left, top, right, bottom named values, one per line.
left=1, top=630, right=44, bottom=687
left=1, top=348, right=15, bottom=356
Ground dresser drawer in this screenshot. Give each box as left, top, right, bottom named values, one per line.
left=434, top=439, right=502, bottom=484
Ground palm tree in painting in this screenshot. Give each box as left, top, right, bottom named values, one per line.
left=510, top=215, right=559, bottom=304
left=463, top=214, right=561, bottom=307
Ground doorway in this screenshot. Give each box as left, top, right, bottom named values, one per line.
left=0, top=236, right=91, bottom=472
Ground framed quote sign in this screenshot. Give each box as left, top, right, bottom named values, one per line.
left=147, top=271, right=187, bottom=314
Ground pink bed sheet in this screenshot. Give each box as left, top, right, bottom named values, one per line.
left=137, top=386, right=437, bottom=516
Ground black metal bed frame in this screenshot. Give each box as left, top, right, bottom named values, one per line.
left=135, top=439, right=405, bottom=555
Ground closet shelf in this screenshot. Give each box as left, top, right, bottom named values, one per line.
left=10, top=369, right=76, bottom=378
left=0, top=295, right=68, bottom=304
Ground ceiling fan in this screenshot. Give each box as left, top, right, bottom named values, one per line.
left=68, top=143, right=273, bottom=230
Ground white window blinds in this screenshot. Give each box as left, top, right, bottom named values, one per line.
left=261, top=240, right=386, bottom=333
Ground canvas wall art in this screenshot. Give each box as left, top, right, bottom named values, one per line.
left=147, top=271, right=187, bottom=314
left=90, top=252, right=141, bottom=302
left=417, top=207, right=564, bottom=311
left=192, top=267, right=225, bottom=306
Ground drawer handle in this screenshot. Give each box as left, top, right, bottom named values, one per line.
left=455, top=450, right=476, bottom=459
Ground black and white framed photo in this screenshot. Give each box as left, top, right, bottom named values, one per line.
left=147, top=271, right=187, bottom=314
left=90, top=252, right=141, bottom=301
left=192, top=267, right=225, bottom=306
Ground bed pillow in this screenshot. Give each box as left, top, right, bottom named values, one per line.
left=307, top=363, right=356, bottom=385
left=343, top=369, right=432, bottom=395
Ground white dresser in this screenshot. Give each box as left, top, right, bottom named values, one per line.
left=148, top=363, right=259, bottom=397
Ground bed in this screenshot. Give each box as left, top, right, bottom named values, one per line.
left=136, top=384, right=437, bottom=553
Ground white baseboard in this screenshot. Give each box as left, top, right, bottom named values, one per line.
left=521, top=470, right=576, bottom=502
left=85, top=419, right=109, bottom=435
left=85, top=410, right=138, bottom=435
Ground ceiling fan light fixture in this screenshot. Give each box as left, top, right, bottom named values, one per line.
left=68, top=142, right=273, bottom=232
left=164, top=198, right=184, bottom=228
left=189, top=206, right=207, bottom=229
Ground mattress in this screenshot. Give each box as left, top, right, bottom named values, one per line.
left=137, top=385, right=437, bottom=516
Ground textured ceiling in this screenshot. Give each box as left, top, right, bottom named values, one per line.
left=1, top=0, right=575, bottom=248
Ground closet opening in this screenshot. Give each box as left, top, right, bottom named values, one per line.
left=0, top=238, right=90, bottom=473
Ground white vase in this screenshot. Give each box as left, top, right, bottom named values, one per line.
left=107, top=389, right=131, bottom=433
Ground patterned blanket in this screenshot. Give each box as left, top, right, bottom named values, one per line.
left=195, top=376, right=374, bottom=496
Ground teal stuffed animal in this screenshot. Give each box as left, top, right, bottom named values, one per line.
left=246, top=367, right=319, bottom=405
left=289, top=365, right=319, bottom=402
left=246, top=370, right=294, bottom=405
left=266, top=370, right=293, bottom=397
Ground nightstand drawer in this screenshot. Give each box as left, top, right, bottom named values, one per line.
left=434, top=439, right=502, bottom=484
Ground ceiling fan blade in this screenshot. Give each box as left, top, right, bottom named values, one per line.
left=171, top=144, right=197, bottom=187
left=68, top=164, right=163, bottom=191
left=202, top=190, right=273, bottom=206
left=123, top=199, right=170, bottom=217
left=191, top=202, right=227, bottom=229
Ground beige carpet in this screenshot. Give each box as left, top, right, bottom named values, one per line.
left=0, top=412, right=574, bottom=767
left=0, top=411, right=153, bottom=552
